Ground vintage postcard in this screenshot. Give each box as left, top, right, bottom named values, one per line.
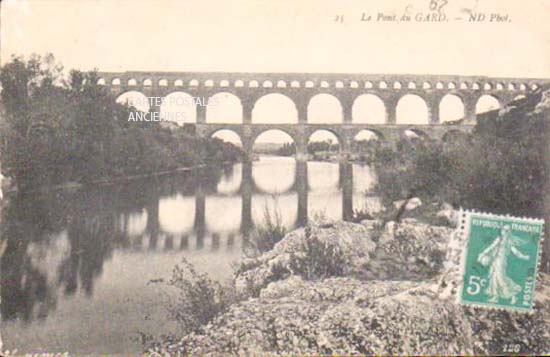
left=0, top=0, right=548, bottom=355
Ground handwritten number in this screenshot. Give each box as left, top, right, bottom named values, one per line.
left=429, top=0, right=448, bottom=13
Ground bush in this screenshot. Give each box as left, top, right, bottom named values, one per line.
left=288, top=226, right=349, bottom=280
left=164, top=258, right=235, bottom=335
left=250, top=199, right=287, bottom=254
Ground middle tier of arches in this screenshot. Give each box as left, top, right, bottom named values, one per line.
left=116, top=90, right=509, bottom=125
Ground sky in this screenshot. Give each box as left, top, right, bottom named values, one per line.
left=1, top=0, right=549, bottom=143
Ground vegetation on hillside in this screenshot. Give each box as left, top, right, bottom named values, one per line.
left=0, top=54, right=244, bottom=190
left=374, top=91, right=547, bottom=220
left=372, top=90, right=548, bottom=269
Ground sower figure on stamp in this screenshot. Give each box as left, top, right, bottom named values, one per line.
left=477, top=225, right=530, bottom=304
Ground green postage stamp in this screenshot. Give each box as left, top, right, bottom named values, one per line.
left=458, top=211, right=544, bottom=312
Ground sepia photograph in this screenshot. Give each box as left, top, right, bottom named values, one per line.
left=0, top=0, right=548, bottom=355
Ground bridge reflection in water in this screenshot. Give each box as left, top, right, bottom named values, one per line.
left=136, top=158, right=370, bottom=252
left=0, top=157, right=380, bottom=349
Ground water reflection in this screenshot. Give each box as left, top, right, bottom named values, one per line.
left=0, top=156, right=379, bottom=352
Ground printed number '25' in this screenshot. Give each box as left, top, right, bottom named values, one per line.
left=466, top=275, right=486, bottom=295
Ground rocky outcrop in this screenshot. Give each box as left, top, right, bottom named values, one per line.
left=156, top=274, right=549, bottom=355
left=234, top=221, right=377, bottom=295
left=153, top=220, right=549, bottom=355
left=234, top=219, right=455, bottom=295
left=362, top=220, right=455, bottom=280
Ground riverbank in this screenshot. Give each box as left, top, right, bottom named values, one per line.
left=274, top=152, right=376, bottom=165
left=1, top=159, right=242, bottom=196
left=149, top=218, right=549, bottom=355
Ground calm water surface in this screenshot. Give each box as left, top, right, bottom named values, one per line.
left=1, top=156, right=380, bottom=354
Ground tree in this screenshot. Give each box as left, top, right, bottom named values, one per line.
left=373, top=90, right=549, bottom=271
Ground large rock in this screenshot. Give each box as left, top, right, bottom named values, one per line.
left=234, top=221, right=377, bottom=295
left=155, top=275, right=549, bottom=355
left=361, top=220, right=454, bottom=280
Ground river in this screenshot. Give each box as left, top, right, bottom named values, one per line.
left=0, top=156, right=381, bottom=354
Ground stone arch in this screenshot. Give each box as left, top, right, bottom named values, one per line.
left=393, top=81, right=402, bottom=89
left=143, top=78, right=153, bottom=87
left=126, top=209, right=148, bottom=238
left=379, top=81, right=387, bottom=89
left=249, top=80, right=259, bottom=88
left=252, top=93, right=298, bottom=124
left=422, top=82, right=432, bottom=89
left=159, top=79, right=168, bottom=87
left=403, top=128, right=430, bottom=141
left=277, top=80, right=287, bottom=88
left=206, top=92, right=243, bottom=123
left=448, top=82, right=456, bottom=90
left=112, top=78, right=121, bottom=86
left=209, top=129, right=243, bottom=147
left=483, top=83, right=492, bottom=91
left=531, top=83, right=539, bottom=90
left=320, top=81, right=330, bottom=88
left=97, top=78, right=106, bottom=85
left=396, top=94, right=429, bottom=124
left=189, top=79, right=199, bottom=86
left=308, top=129, right=342, bottom=155
left=290, top=80, right=300, bottom=88
left=514, top=94, right=526, bottom=101
left=476, top=94, right=501, bottom=114
left=252, top=128, right=296, bottom=147
left=262, top=80, right=273, bottom=88
left=352, top=130, right=384, bottom=158
left=159, top=196, right=195, bottom=235
left=350, top=81, right=359, bottom=88
left=213, top=165, right=243, bottom=195
left=408, top=82, right=417, bottom=89
left=174, top=79, right=184, bottom=87
left=508, top=83, right=516, bottom=91
left=365, top=81, right=374, bottom=89
left=335, top=81, right=344, bottom=88
left=128, top=78, right=137, bottom=86
left=472, top=82, right=480, bottom=90
left=436, top=82, right=444, bottom=89
left=116, top=91, right=150, bottom=112
left=160, top=91, right=197, bottom=124
left=205, top=79, right=214, bottom=87
left=252, top=129, right=298, bottom=161
left=439, top=94, right=465, bottom=122
left=234, top=80, right=244, bottom=87
left=353, top=129, right=384, bottom=141
left=352, top=94, right=386, bottom=124
left=460, top=82, right=468, bottom=90
left=220, top=80, right=230, bottom=87
left=251, top=131, right=297, bottom=195
left=205, top=196, right=242, bottom=233
left=307, top=93, right=343, bottom=123
left=519, top=83, right=527, bottom=91
left=496, top=83, right=505, bottom=91
left=305, top=80, right=314, bottom=88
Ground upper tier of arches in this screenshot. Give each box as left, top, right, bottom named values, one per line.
left=99, top=74, right=543, bottom=93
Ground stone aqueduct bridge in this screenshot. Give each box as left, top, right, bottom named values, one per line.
left=97, top=71, right=548, bottom=159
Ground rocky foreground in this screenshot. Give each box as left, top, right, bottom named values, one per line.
left=152, top=220, right=549, bottom=355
